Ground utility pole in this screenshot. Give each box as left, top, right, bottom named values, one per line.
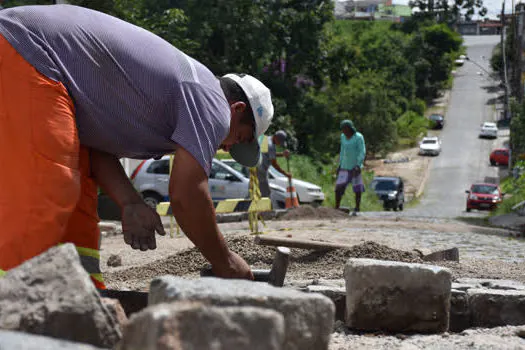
left=502, top=1, right=510, bottom=120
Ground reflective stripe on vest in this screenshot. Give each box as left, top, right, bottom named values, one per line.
left=58, top=244, right=104, bottom=286
left=259, top=135, right=269, bottom=153
left=76, top=246, right=104, bottom=284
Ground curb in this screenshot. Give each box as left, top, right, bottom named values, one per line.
left=215, top=209, right=289, bottom=223
left=415, top=158, right=432, bottom=199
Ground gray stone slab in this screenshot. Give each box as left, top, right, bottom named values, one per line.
left=469, top=288, right=525, bottom=327
left=0, top=244, right=121, bottom=348
left=306, top=285, right=346, bottom=322
left=422, top=247, right=459, bottom=262
left=148, top=276, right=334, bottom=350
left=344, top=258, right=452, bottom=333
left=117, top=302, right=285, bottom=350
left=456, top=278, right=525, bottom=290
left=449, top=289, right=471, bottom=332
left=451, top=282, right=482, bottom=291
left=0, top=330, right=104, bottom=350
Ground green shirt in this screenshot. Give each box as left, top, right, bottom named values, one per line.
left=339, top=132, right=366, bottom=170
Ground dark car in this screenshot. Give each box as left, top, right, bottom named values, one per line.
left=370, top=176, right=405, bottom=211
left=429, top=114, right=445, bottom=129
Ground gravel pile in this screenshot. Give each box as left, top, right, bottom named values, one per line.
left=105, top=236, right=421, bottom=289
left=279, top=206, right=349, bottom=221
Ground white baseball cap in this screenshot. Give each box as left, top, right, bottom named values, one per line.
left=223, top=73, right=274, bottom=167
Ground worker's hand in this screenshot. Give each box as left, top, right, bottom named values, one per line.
left=283, top=149, right=290, bottom=159
left=121, top=202, right=166, bottom=251
left=212, top=250, right=254, bottom=280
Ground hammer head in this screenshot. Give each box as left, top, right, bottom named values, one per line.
left=200, top=246, right=290, bottom=287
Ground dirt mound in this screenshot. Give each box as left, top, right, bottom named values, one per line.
left=279, top=206, right=349, bottom=221
left=105, top=236, right=421, bottom=289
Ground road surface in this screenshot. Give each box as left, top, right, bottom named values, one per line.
left=405, top=35, right=503, bottom=218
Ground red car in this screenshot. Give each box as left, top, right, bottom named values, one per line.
left=489, top=148, right=509, bottom=166
left=465, top=183, right=504, bottom=212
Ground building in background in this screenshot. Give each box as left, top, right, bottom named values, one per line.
left=457, top=19, right=503, bottom=35
left=334, top=0, right=412, bottom=22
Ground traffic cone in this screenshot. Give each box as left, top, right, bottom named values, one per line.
left=285, top=156, right=299, bottom=208
left=285, top=185, right=300, bottom=208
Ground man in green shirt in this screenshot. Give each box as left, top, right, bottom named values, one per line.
left=335, top=120, right=366, bottom=215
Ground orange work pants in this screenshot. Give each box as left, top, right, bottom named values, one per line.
left=0, top=35, right=104, bottom=289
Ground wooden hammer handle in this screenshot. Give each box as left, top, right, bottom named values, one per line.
left=254, top=235, right=352, bottom=250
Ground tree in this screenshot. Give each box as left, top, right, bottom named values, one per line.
left=408, top=0, right=487, bottom=23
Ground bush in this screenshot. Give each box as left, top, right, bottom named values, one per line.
left=409, top=99, right=427, bottom=116
left=396, top=111, right=428, bottom=141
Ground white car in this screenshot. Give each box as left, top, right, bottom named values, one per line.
left=221, top=159, right=325, bottom=206
left=131, top=156, right=288, bottom=209
left=479, top=122, right=498, bottom=139
left=419, top=136, right=442, bottom=156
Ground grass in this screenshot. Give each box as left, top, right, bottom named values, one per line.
left=274, top=154, right=384, bottom=211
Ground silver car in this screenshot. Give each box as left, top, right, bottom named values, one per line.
left=131, top=156, right=287, bottom=209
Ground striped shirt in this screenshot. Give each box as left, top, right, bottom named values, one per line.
left=0, top=5, right=229, bottom=174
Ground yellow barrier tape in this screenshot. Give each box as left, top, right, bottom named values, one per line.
left=157, top=202, right=171, bottom=216
left=248, top=167, right=266, bottom=234
left=216, top=199, right=240, bottom=214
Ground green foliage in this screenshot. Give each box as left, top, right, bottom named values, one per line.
left=408, top=0, right=487, bottom=23
left=3, top=0, right=53, bottom=7
left=510, top=101, right=525, bottom=163
left=490, top=43, right=503, bottom=74
left=8, top=1, right=460, bottom=163
left=409, top=99, right=427, bottom=115
left=396, top=111, right=428, bottom=142
left=492, top=163, right=525, bottom=216
left=300, top=71, right=398, bottom=157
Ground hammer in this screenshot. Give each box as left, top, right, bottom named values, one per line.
left=200, top=246, right=290, bottom=287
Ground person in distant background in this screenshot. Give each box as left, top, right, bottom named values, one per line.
left=335, top=120, right=366, bottom=215
left=257, top=131, right=291, bottom=198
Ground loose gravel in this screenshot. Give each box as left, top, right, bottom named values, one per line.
left=104, top=236, right=421, bottom=290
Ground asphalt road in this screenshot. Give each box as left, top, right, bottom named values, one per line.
left=409, top=35, right=503, bottom=218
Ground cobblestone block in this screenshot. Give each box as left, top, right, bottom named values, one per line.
left=344, top=258, right=451, bottom=333
left=148, top=276, right=334, bottom=350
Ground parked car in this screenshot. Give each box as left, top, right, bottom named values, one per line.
left=131, top=156, right=288, bottom=209
left=220, top=159, right=325, bottom=206
left=489, top=148, right=510, bottom=166
left=428, top=114, right=445, bottom=129
left=465, top=183, right=504, bottom=212
left=419, top=136, right=442, bottom=156
left=370, top=176, right=405, bottom=211
left=479, top=122, right=498, bottom=139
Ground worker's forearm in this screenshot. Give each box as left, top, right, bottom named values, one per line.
left=90, top=149, right=143, bottom=208
left=170, top=183, right=230, bottom=267
left=271, top=160, right=288, bottom=175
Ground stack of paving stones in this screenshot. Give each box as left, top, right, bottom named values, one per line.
left=2, top=244, right=525, bottom=349
left=0, top=244, right=335, bottom=350
left=296, top=258, right=525, bottom=334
